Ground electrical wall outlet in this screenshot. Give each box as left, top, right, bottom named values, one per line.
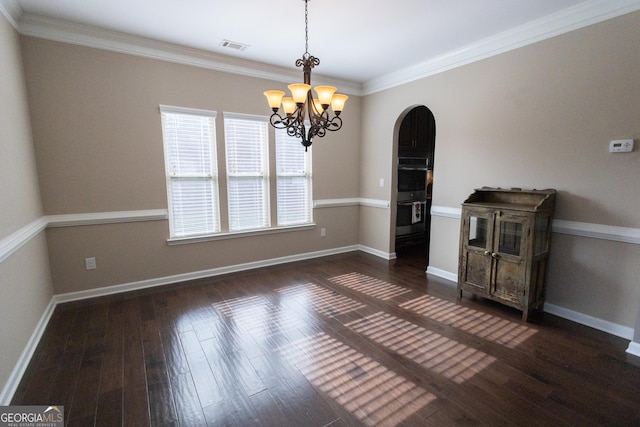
left=85, top=257, right=97, bottom=270
left=320, top=228, right=326, bottom=237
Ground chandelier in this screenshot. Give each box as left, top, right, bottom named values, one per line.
left=263, top=0, right=348, bottom=151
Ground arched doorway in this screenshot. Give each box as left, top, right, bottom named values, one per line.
left=394, top=105, right=436, bottom=268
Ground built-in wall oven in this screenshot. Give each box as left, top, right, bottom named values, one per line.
left=398, top=157, right=427, bottom=194
left=396, top=157, right=429, bottom=242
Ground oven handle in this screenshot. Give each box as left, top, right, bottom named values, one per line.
left=398, top=166, right=429, bottom=171
left=397, top=201, right=426, bottom=206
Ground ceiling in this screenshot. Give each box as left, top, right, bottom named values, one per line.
left=4, top=0, right=640, bottom=93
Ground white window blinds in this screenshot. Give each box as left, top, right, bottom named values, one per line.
left=276, top=129, right=312, bottom=225
left=160, top=106, right=220, bottom=237
left=224, top=114, right=270, bottom=231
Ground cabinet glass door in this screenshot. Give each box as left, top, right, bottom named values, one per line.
left=498, top=220, right=523, bottom=256
left=468, top=216, right=489, bottom=249
left=459, top=210, right=494, bottom=295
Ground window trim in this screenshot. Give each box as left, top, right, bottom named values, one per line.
left=167, top=223, right=316, bottom=246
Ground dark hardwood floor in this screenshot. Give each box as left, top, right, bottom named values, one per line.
left=12, top=250, right=640, bottom=426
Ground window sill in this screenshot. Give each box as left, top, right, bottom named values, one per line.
left=167, top=223, right=316, bottom=246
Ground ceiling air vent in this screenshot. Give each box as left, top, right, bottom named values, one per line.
left=219, top=39, right=249, bottom=51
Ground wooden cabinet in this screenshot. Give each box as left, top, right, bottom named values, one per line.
left=398, top=106, right=434, bottom=159
left=457, top=188, right=556, bottom=321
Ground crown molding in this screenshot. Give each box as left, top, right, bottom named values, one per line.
left=362, top=0, right=640, bottom=94
left=11, top=0, right=640, bottom=96
left=0, top=0, right=21, bottom=29
left=17, top=13, right=363, bottom=95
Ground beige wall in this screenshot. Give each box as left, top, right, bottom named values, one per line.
left=20, top=37, right=362, bottom=295
left=0, top=14, right=53, bottom=397
left=361, top=12, right=640, bottom=327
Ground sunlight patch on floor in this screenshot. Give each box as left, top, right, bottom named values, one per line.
left=399, top=295, right=538, bottom=348
left=329, top=272, right=412, bottom=300
left=346, top=312, right=496, bottom=384
left=276, top=283, right=366, bottom=317
left=279, top=332, right=436, bottom=426
left=212, top=294, right=299, bottom=336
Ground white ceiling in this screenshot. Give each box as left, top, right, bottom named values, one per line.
left=4, top=0, right=640, bottom=93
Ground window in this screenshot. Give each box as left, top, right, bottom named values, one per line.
left=160, top=105, right=220, bottom=237
left=161, top=106, right=314, bottom=242
left=276, top=128, right=312, bottom=225
left=223, top=113, right=270, bottom=231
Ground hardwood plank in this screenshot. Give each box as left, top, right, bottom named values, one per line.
left=248, top=390, right=287, bottom=425
left=147, top=380, right=177, bottom=427
left=122, top=298, right=151, bottom=427
left=171, top=372, right=207, bottom=426
left=67, top=306, right=108, bottom=423
left=184, top=348, right=224, bottom=409
left=95, top=388, right=123, bottom=426
left=140, top=299, right=178, bottom=426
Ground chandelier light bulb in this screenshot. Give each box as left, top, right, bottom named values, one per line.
left=288, top=83, right=311, bottom=104
left=312, top=98, right=323, bottom=113
left=281, top=97, right=297, bottom=115
left=314, top=86, right=337, bottom=107
left=330, top=93, right=349, bottom=114
left=263, top=90, right=285, bottom=111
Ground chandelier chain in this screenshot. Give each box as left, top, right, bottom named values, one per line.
left=304, top=0, right=309, bottom=57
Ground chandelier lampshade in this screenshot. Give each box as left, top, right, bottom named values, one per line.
left=263, top=0, right=348, bottom=150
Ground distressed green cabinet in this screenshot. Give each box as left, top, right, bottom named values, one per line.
left=457, top=188, right=556, bottom=321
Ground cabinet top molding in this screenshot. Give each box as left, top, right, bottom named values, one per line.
left=463, top=187, right=557, bottom=212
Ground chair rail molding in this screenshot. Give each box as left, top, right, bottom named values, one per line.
left=0, top=217, right=48, bottom=263
left=430, top=205, right=640, bottom=245
left=46, top=209, right=168, bottom=228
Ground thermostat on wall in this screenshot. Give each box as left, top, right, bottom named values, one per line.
left=609, top=139, right=634, bottom=153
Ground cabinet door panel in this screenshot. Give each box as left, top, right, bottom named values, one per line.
left=492, top=213, right=528, bottom=304
left=492, top=259, right=526, bottom=304
left=462, top=251, right=491, bottom=294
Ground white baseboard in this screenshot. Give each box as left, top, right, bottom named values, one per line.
left=544, top=303, right=634, bottom=340
left=358, top=245, right=395, bottom=260
left=55, top=245, right=361, bottom=304
left=626, top=341, right=640, bottom=358
left=426, top=266, right=458, bottom=284
left=0, top=298, right=57, bottom=405
left=425, top=266, right=635, bottom=341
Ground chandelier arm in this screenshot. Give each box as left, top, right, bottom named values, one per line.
left=268, top=112, right=289, bottom=129
left=326, top=115, right=343, bottom=131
